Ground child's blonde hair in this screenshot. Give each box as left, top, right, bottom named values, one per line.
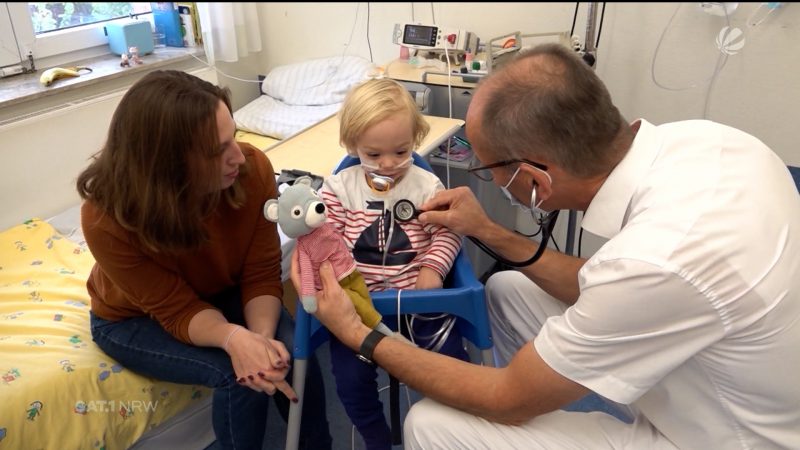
left=339, top=78, right=430, bottom=156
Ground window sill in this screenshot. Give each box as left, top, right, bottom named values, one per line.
left=0, top=47, right=208, bottom=125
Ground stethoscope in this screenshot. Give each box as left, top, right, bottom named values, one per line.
left=392, top=195, right=559, bottom=268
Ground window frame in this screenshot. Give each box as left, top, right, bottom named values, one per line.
left=5, top=2, right=154, bottom=67
left=0, top=4, right=23, bottom=67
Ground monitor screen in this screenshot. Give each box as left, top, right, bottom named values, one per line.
left=403, top=25, right=437, bottom=47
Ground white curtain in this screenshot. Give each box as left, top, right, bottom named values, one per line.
left=196, top=3, right=262, bottom=64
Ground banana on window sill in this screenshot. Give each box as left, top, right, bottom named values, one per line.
left=39, top=66, right=93, bottom=87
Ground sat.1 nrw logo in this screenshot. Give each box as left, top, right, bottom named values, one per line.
left=716, top=26, right=746, bottom=55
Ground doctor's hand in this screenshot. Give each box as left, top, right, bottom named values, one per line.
left=418, top=186, right=492, bottom=238
left=313, top=261, right=368, bottom=349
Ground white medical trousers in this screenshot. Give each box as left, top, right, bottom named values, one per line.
left=403, top=270, right=678, bottom=449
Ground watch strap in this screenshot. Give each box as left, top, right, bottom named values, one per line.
left=356, top=329, right=387, bottom=365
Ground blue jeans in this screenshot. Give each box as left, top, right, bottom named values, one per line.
left=330, top=314, right=469, bottom=450
left=90, top=290, right=332, bottom=450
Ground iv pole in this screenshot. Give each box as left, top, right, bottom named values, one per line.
left=564, top=1, right=600, bottom=256
left=583, top=2, right=600, bottom=64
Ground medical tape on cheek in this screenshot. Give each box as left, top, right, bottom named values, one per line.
left=361, top=160, right=380, bottom=172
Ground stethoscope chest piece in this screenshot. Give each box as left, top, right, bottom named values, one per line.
left=393, top=199, right=419, bottom=222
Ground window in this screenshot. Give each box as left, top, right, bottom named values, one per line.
left=28, top=2, right=151, bottom=34
left=1, top=2, right=152, bottom=69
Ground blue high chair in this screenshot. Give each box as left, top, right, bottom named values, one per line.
left=285, top=153, right=495, bottom=450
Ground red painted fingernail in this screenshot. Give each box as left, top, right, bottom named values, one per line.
left=292, top=397, right=299, bottom=403
left=247, top=375, right=254, bottom=381
left=237, top=377, right=246, bottom=384
left=258, top=372, right=266, bottom=379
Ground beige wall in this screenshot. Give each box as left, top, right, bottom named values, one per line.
left=225, top=2, right=798, bottom=166
left=214, top=2, right=798, bottom=257
left=599, top=3, right=799, bottom=166
left=0, top=65, right=216, bottom=230
left=4, top=3, right=798, bottom=247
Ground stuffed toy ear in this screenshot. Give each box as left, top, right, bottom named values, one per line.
left=263, top=199, right=279, bottom=222
left=294, top=176, right=313, bottom=187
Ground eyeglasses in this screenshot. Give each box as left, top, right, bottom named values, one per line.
left=467, top=158, right=548, bottom=182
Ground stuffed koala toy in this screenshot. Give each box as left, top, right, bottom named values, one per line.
left=264, top=176, right=393, bottom=337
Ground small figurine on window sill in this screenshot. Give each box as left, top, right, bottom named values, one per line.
left=120, top=47, right=143, bottom=68
left=128, top=47, right=143, bottom=65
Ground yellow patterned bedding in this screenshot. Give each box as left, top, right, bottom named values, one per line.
left=0, top=218, right=211, bottom=449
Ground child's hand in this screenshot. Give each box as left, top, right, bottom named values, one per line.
left=415, top=267, right=443, bottom=290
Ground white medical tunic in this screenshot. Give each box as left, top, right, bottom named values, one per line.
left=535, top=119, right=800, bottom=449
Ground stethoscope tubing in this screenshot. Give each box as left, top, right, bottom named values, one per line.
left=393, top=199, right=559, bottom=268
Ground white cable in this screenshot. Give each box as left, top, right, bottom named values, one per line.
left=396, top=289, right=402, bottom=336
left=649, top=3, right=730, bottom=120
left=703, top=43, right=727, bottom=119
left=429, top=317, right=456, bottom=353
left=188, top=52, right=262, bottom=83
left=406, top=313, right=455, bottom=352
left=381, top=201, right=396, bottom=291
left=650, top=3, right=729, bottom=92
left=341, top=3, right=360, bottom=59
left=703, top=6, right=732, bottom=119
left=443, top=40, right=454, bottom=189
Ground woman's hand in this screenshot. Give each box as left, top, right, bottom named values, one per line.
left=419, top=186, right=491, bottom=238
left=415, top=266, right=443, bottom=290
left=225, top=327, right=297, bottom=401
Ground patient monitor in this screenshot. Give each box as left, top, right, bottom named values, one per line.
left=393, top=23, right=478, bottom=53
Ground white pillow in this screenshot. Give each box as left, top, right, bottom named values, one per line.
left=261, top=55, right=374, bottom=106
left=234, top=95, right=341, bottom=140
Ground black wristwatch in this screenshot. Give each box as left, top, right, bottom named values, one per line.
left=356, top=329, right=387, bottom=365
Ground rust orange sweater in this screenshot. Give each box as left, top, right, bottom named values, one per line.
left=82, top=144, right=283, bottom=343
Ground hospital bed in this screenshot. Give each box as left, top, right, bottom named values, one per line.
left=0, top=210, right=215, bottom=449
left=233, top=55, right=379, bottom=153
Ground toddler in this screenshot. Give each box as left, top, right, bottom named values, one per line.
left=320, top=78, right=469, bottom=449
